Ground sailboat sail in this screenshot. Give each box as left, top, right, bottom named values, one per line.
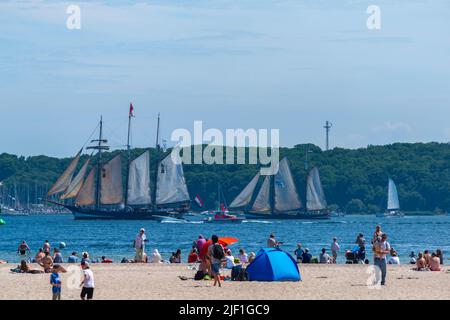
left=75, top=168, right=96, bottom=206
left=387, top=178, right=400, bottom=210
left=47, top=150, right=82, bottom=196
left=306, top=167, right=327, bottom=211
left=100, top=155, right=124, bottom=205
left=229, top=172, right=261, bottom=208
left=60, top=158, right=91, bottom=200
left=127, top=150, right=151, bottom=205
left=156, top=148, right=190, bottom=205
left=274, top=157, right=302, bottom=212
left=251, top=175, right=271, bottom=213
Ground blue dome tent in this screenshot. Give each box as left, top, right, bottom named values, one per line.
left=246, top=248, right=301, bottom=282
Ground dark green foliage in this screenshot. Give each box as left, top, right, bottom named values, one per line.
left=1, top=142, right=450, bottom=212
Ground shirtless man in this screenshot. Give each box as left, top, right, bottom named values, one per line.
left=39, top=251, right=54, bottom=273
left=423, top=250, right=431, bottom=268
left=34, top=248, right=45, bottom=263
left=17, top=241, right=30, bottom=256
left=430, top=252, right=441, bottom=271
left=415, top=252, right=427, bottom=270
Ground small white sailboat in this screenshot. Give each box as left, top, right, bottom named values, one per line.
left=377, top=178, right=404, bottom=217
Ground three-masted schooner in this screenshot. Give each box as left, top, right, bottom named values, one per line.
left=228, top=157, right=329, bottom=219
left=47, top=108, right=190, bottom=220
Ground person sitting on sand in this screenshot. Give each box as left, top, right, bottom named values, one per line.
left=237, top=249, right=248, bottom=264
left=81, top=252, right=90, bottom=264
left=53, top=248, right=63, bottom=264
left=388, top=251, right=400, bottom=265
left=302, top=248, right=312, bottom=263
left=101, top=256, right=113, bottom=263
left=319, top=248, right=331, bottom=264
left=68, top=251, right=78, bottom=263
left=224, top=249, right=235, bottom=269
left=43, top=240, right=51, bottom=254
left=151, top=249, right=163, bottom=263
left=409, top=251, right=416, bottom=264
left=39, top=251, right=54, bottom=273
left=248, top=252, right=256, bottom=264
left=423, top=250, right=431, bottom=268
left=436, top=249, right=444, bottom=265
left=17, top=241, right=30, bottom=256
left=430, top=252, right=441, bottom=271
left=34, top=248, right=45, bottom=263
left=294, top=243, right=304, bottom=263
left=415, top=252, right=427, bottom=271
left=173, top=249, right=182, bottom=263
left=188, top=247, right=199, bottom=263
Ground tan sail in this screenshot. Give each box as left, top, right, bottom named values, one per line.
left=75, top=167, right=96, bottom=206
left=127, top=151, right=151, bottom=205
left=251, top=175, right=271, bottom=213
left=229, top=172, right=260, bottom=208
left=61, top=158, right=91, bottom=200
left=47, top=149, right=82, bottom=196
left=100, top=155, right=124, bottom=205
left=274, top=157, right=302, bottom=212
left=306, top=167, right=327, bottom=211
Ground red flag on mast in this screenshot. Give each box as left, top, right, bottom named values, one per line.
left=129, top=103, right=134, bottom=117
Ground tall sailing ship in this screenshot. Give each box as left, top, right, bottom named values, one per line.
left=228, top=157, right=329, bottom=219
left=47, top=108, right=190, bottom=220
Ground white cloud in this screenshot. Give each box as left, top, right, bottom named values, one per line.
left=372, top=121, right=412, bottom=133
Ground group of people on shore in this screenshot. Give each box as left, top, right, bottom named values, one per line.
left=411, top=249, right=443, bottom=271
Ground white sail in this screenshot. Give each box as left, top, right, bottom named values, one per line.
left=229, top=172, right=261, bottom=208
left=75, top=168, right=96, bottom=206
left=127, top=150, right=151, bottom=205
left=274, top=157, right=302, bottom=212
left=60, top=158, right=91, bottom=200
left=387, top=178, right=400, bottom=210
left=47, top=150, right=82, bottom=196
left=306, top=167, right=327, bottom=211
left=100, top=155, right=124, bottom=205
left=156, top=149, right=190, bottom=205
left=251, top=175, right=271, bottom=213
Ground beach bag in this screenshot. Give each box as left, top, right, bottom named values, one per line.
left=212, top=244, right=225, bottom=260
left=194, top=270, right=205, bottom=280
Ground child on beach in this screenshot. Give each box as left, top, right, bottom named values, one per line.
left=80, top=261, right=95, bottom=300
left=50, top=264, right=66, bottom=300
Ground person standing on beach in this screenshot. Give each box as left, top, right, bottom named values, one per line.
left=294, top=244, right=304, bottom=263
left=372, top=234, right=390, bottom=285
left=80, top=261, right=95, bottom=300
left=207, top=234, right=225, bottom=287
left=331, top=238, right=340, bottom=264
left=50, top=264, right=66, bottom=300
left=133, top=228, right=148, bottom=263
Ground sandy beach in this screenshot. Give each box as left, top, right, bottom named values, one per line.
left=1, top=263, right=449, bottom=300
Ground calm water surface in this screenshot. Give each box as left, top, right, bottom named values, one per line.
left=1, top=214, right=449, bottom=264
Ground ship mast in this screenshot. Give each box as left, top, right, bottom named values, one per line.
left=124, top=104, right=133, bottom=206
left=152, top=113, right=161, bottom=211
left=87, top=116, right=109, bottom=209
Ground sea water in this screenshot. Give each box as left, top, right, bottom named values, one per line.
left=0, top=214, right=449, bottom=264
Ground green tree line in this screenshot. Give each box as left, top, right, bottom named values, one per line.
left=1, top=142, right=450, bottom=213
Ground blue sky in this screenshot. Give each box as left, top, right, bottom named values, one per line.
left=0, top=0, right=449, bottom=157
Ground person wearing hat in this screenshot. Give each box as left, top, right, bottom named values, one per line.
left=80, top=261, right=95, bottom=300
left=133, top=228, right=148, bottom=262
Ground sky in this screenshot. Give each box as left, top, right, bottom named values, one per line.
left=0, top=0, right=449, bottom=157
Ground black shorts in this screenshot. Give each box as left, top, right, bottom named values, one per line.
left=80, top=287, right=94, bottom=299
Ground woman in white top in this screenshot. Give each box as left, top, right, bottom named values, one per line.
left=388, top=251, right=400, bottom=265
left=224, top=249, right=235, bottom=269
left=151, top=249, right=162, bottom=263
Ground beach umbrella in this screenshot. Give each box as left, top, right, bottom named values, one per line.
left=199, top=237, right=238, bottom=259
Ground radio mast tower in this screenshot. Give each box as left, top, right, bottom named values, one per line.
left=324, top=121, right=332, bottom=151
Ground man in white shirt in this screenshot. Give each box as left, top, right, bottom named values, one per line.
left=134, top=228, right=147, bottom=262
left=80, top=261, right=95, bottom=300
left=331, top=237, right=340, bottom=264
left=373, top=233, right=391, bottom=285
